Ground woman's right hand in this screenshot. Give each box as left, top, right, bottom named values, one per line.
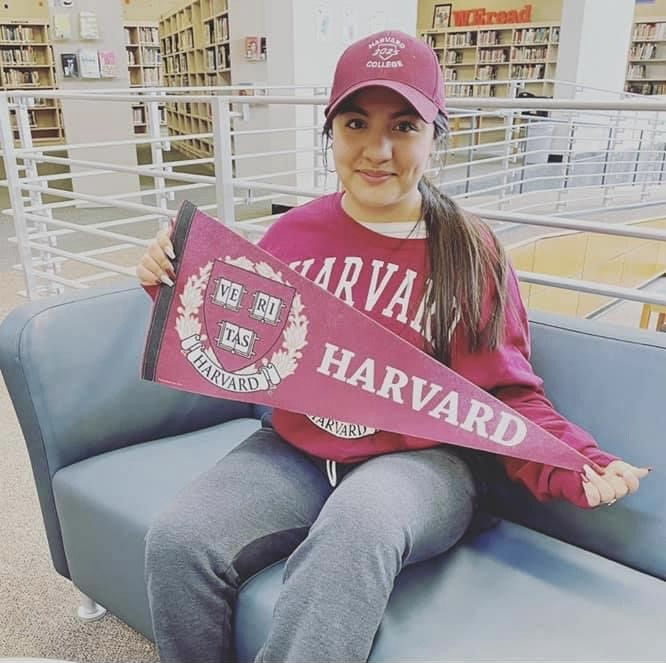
left=136, top=228, right=176, bottom=287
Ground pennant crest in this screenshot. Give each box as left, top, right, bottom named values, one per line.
left=202, top=260, right=296, bottom=372
left=173, top=256, right=306, bottom=394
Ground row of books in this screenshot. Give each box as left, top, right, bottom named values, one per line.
left=138, top=27, right=159, bottom=45
left=477, top=65, right=498, bottom=81
left=512, top=46, right=549, bottom=61
left=206, top=16, right=229, bottom=44
left=124, top=27, right=160, bottom=46
left=479, top=48, right=509, bottom=63
left=162, top=28, right=194, bottom=54
left=633, top=22, right=666, bottom=41
left=164, top=53, right=189, bottom=74
left=478, top=31, right=502, bottom=46
left=513, top=27, right=556, bottom=45
left=0, top=47, right=43, bottom=65
left=630, top=43, right=658, bottom=60
left=444, top=83, right=499, bottom=97
left=205, top=45, right=229, bottom=71
left=143, top=68, right=161, bottom=85
left=0, top=25, right=40, bottom=42
left=627, top=64, right=648, bottom=80
left=444, top=50, right=464, bottom=64
left=141, top=47, right=162, bottom=66
left=2, top=68, right=43, bottom=86
left=511, top=64, right=545, bottom=79
left=626, top=82, right=666, bottom=95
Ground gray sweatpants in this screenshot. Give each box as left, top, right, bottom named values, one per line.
left=144, top=423, right=479, bottom=663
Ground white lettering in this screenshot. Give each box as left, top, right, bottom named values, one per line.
left=411, top=376, right=443, bottom=412
left=316, top=343, right=355, bottom=381
left=365, top=260, right=399, bottom=311
left=346, top=357, right=377, bottom=393
left=428, top=390, right=460, bottom=424
left=333, top=257, right=363, bottom=305
left=376, top=365, right=409, bottom=403
left=489, top=412, right=527, bottom=447
left=312, top=257, right=336, bottom=290
left=382, top=269, right=416, bottom=323
left=460, top=399, right=494, bottom=438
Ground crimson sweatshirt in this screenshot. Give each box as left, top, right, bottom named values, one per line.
left=146, top=193, right=618, bottom=507
left=255, top=193, right=618, bottom=507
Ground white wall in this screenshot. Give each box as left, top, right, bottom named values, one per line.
left=251, top=0, right=418, bottom=202
left=555, top=0, right=634, bottom=100
left=49, top=0, right=139, bottom=200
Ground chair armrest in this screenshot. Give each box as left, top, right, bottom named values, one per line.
left=0, top=281, right=256, bottom=577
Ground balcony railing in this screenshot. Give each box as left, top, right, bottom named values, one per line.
left=0, top=83, right=665, bottom=331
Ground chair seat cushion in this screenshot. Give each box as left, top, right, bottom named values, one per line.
left=236, top=521, right=666, bottom=662
left=52, top=418, right=261, bottom=639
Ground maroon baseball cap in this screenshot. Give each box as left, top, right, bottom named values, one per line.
left=325, top=30, right=447, bottom=123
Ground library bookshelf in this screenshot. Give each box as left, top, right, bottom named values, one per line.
left=625, top=19, right=666, bottom=96
left=421, top=22, right=560, bottom=99
left=0, top=19, right=64, bottom=144
left=159, top=0, right=230, bottom=158
left=124, top=21, right=165, bottom=135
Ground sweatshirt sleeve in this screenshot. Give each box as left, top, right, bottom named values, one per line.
left=449, top=264, right=619, bottom=508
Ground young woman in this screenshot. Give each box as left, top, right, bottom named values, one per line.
left=137, top=30, right=649, bottom=663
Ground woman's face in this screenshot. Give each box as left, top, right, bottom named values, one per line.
left=331, top=86, right=436, bottom=223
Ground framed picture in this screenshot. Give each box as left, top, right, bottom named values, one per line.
left=60, top=52, right=79, bottom=78
left=432, top=3, right=452, bottom=30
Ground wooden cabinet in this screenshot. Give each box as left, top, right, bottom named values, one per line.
left=421, top=23, right=560, bottom=98
left=0, top=20, right=64, bottom=144
left=160, top=0, right=231, bottom=157
left=625, top=19, right=666, bottom=95
left=124, top=21, right=164, bottom=135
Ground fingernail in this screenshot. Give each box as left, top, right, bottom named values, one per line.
left=581, top=473, right=590, bottom=484
left=160, top=274, right=174, bottom=287
left=166, top=246, right=176, bottom=260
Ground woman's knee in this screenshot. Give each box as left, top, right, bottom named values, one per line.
left=145, top=505, right=215, bottom=579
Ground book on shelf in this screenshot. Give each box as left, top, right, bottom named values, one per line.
left=78, top=48, right=101, bottom=78
left=60, top=52, right=79, bottom=78
left=633, top=22, right=666, bottom=41
left=99, top=50, right=117, bottom=78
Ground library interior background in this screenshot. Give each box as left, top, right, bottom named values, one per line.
left=0, top=0, right=665, bottom=661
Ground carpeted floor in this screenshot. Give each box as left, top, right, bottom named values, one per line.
left=0, top=269, right=159, bottom=661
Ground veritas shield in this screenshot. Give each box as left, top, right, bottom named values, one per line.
left=202, top=260, right=295, bottom=372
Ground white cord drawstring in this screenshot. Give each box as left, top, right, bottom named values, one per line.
left=325, top=459, right=338, bottom=487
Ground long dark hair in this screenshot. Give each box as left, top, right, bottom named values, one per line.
left=323, top=109, right=508, bottom=366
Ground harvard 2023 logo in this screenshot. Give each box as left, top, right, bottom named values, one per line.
left=176, top=257, right=308, bottom=393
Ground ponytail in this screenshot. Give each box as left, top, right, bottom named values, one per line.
left=323, top=107, right=509, bottom=365
left=419, top=176, right=508, bottom=366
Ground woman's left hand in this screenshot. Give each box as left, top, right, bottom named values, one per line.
left=582, top=460, right=650, bottom=508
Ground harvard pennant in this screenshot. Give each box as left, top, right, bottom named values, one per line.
left=142, top=201, right=589, bottom=471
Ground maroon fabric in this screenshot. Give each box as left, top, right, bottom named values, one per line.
left=325, top=30, right=447, bottom=122
left=142, top=198, right=618, bottom=508
left=258, top=194, right=617, bottom=507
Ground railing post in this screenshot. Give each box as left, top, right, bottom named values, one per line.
left=0, top=94, right=38, bottom=299
left=313, top=86, right=326, bottom=191
left=602, top=113, right=622, bottom=208
left=600, top=125, right=613, bottom=191
left=556, top=120, right=575, bottom=212
left=641, top=112, right=659, bottom=200
left=633, top=128, right=644, bottom=188
left=211, top=95, right=236, bottom=225
left=15, top=96, right=61, bottom=294
left=146, top=93, right=172, bottom=228
left=499, top=109, right=515, bottom=208
left=465, top=113, right=477, bottom=196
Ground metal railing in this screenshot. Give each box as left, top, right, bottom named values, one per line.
left=0, top=82, right=665, bottom=323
